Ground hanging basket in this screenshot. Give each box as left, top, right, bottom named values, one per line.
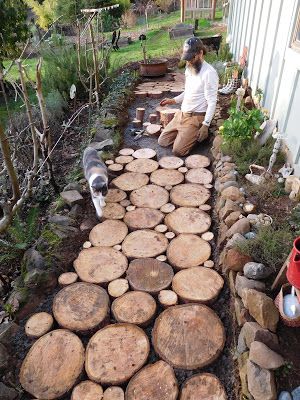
left=275, top=284, right=300, bottom=327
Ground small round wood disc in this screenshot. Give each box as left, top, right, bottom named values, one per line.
left=108, top=163, right=123, bottom=173
left=86, top=323, right=150, bottom=385
left=167, top=234, right=211, bottom=269
left=159, top=156, right=184, bottom=169
left=125, top=159, right=159, bottom=174
left=185, top=168, right=213, bottom=185
left=152, top=304, right=225, bottom=370
left=158, top=290, right=178, bottom=307
left=120, top=199, right=131, bottom=207
left=180, top=373, right=227, bottom=400
left=146, top=124, right=162, bottom=136
left=165, top=207, right=211, bottom=235
left=130, top=184, right=169, bottom=209
left=106, top=189, right=127, bottom=203
left=122, top=230, right=169, bottom=259
left=126, top=360, right=178, bottom=400
left=185, top=154, right=210, bottom=168
left=71, top=380, right=103, bottom=400
left=150, top=169, right=184, bottom=187
left=199, top=204, right=211, bottom=211
left=106, top=159, right=114, bottom=165
left=115, top=155, right=134, bottom=165
left=156, top=255, right=167, bottom=262
left=20, top=329, right=85, bottom=399
left=53, top=283, right=109, bottom=332
left=25, top=312, right=53, bottom=338
left=103, top=386, right=124, bottom=400
left=112, top=172, right=149, bottom=192
left=132, top=148, right=156, bottom=159
left=127, top=258, right=174, bottom=294
left=103, top=203, right=126, bottom=220
left=201, top=231, right=214, bottom=241
left=58, top=272, right=78, bottom=286
left=155, top=224, right=168, bottom=233
left=124, top=208, right=164, bottom=230
left=160, top=203, right=175, bottom=213
left=89, top=220, right=128, bottom=247
left=204, top=260, right=214, bottom=268
left=74, top=247, right=128, bottom=284
left=119, top=148, right=134, bottom=156
left=170, top=184, right=210, bottom=207
left=178, top=167, right=188, bottom=173
left=108, top=279, right=129, bottom=298
left=172, top=267, right=224, bottom=304
left=112, top=291, right=156, bottom=326
left=126, top=205, right=136, bottom=211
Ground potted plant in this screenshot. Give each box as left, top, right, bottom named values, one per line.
left=138, top=34, right=168, bottom=77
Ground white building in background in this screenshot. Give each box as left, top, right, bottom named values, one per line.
left=227, top=0, right=300, bottom=174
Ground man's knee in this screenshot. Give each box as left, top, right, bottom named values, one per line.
left=172, top=143, right=189, bottom=157
left=158, top=134, right=169, bottom=147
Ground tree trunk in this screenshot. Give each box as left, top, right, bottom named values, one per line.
left=89, top=23, right=100, bottom=108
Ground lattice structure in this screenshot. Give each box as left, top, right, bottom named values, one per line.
left=181, top=0, right=216, bottom=21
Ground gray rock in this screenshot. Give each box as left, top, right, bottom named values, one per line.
left=292, top=387, right=300, bottom=400
left=221, top=180, right=239, bottom=191
left=0, top=322, right=18, bottom=346
left=0, top=343, right=9, bottom=371
left=247, top=360, right=277, bottom=400
left=24, top=268, right=47, bottom=288
left=244, top=262, right=274, bottom=280
left=48, top=214, right=76, bottom=227
left=51, top=225, right=79, bottom=239
left=241, top=321, right=279, bottom=352
left=221, top=155, right=232, bottom=162
left=235, top=273, right=266, bottom=297
left=244, top=231, right=256, bottom=239
left=226, top=218, right=251, bottom=238
left=237, top=330, right=247, bottom=354
left=63, top=182, right=82, bottom=193
left=68, top=204, right=83, bottom=219
left=226, top=233, right=247, bottom=249
left=278, top=392, right=292, bottom=400
left=60, top=190, right=84, bottom=207
left=249, top=341, right=285, bottom=370
left=22, top=248, right=45, bottom=271
left=0, top=383, right=18, bottom=400
left=89, top=138, right=114, bottom=151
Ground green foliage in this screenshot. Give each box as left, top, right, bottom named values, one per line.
left=289, top=204, right=300, bottom=236
left=45, top=89, right=68, bottom=120
left=218, top=42, right=233, bottom=62
left=38, top=226, right=62, bottom=250
left=25, top=0, right=58, bottom=29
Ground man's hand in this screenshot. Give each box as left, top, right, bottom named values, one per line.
left=160, top=98, right=176, bottom=106
left=198, top=124, right=209, bottom=142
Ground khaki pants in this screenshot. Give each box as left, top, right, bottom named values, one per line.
left=158, top=111, right=205, bottom=156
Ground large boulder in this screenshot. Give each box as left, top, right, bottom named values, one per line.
left=235, top=273, right=265, bottom=297
left=240, top=321, right=279, bottom=351
left=60, top=190, right=84, bottom=207
left=225, top=210, right=242, bottom=228
left=223, top=248, right=252, bottom=272
left=247, top=360, right=276, bottom=400
left=244, top=262, right=274, bottom=280
left=219, top=199, right=241, bottom=220
left=221, top=186, right=245, bottom=202
left=226, top=218, right=250, bottom=238
left=249, top=341, right=284, bottom=370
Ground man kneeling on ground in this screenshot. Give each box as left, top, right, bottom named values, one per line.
left=158, top=37, right=219, bottom=156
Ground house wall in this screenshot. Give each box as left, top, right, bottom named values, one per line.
left=227, top=0, right=300, bottom=174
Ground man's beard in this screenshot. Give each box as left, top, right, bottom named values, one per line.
left=187, top=59, right=202, bottom=74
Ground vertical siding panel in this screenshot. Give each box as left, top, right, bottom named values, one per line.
left=244, top=0, right=257, bottom=80
left=247, top=0, right=263, bottom=83
left=236, top=1, right=248, bottom=60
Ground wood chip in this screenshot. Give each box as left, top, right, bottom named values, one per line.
left=25, top=312, right=53, bottom=338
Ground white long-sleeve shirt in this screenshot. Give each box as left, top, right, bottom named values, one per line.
left=174, top=61, right=219, bottom=126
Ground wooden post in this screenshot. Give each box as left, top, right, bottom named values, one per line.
left=181, top=0, right=185, bottom=22
left=212, top=0, right=217, bottom=20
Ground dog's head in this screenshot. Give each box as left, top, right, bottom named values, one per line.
left=91, top=176, right=108, bottom=197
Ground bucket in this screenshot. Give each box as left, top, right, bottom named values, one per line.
left=275, top=284, right=300, bottom=327
left=287, top=237, right=300, bottom=289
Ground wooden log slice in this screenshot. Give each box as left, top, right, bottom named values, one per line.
left=115, top=155, right=134, bottom=165
left=146, top=124, right=162, bottom=137
left=165, top=231, right=175, bottom=239
left=112, top=172, right=149, bottom=192
left=108, top=279, right=129, bottom=298
left=126, top=360, right=178, bottom=400
left=106, top=159, right=114, bottom=165
left=125, top=159, right=159, bottom=174
left=104, top=387, right=125, bottom=400
left=178, top=166, right=188, bottom=173
left=20, top=329, right=84, bottom=399
left=108, top=163, right=123, bottom=173
left=119, top=148, right=134, bottom=156
left=165, top=207, right=211, bottom=235
left=152, top=304, right=225, bottom=370
left=185, top=154, right=211, bottom=169
left=127, top=258, right=174, bottom=294
left=160, top=203, right=175, bottom=213
left=185, top=168, right=213, bottom=185
left=180, top=373, right=227, bottom=400
left=122, top=230, right=169, bottom=259
left=148, top=90, right=163, bottom=99
left=124, top=208, right=164, bottom=230
left=158, top=156, right=184, bottom=169
left=83, top=241, right=92, bottom=249
left=113, top=244, right=122, bottom=251
left=112, top=291, right=156, bottom=326
left=156, top=106, right=165, bottom=118
left=172, top=267, right=224, bottom=304
left=103, top=203, right=126, bottom=220
left=53, top=283, right=109, bottom=333
left=74, top=247, right=128, bottom=284
left=25, top=312, right=53, bottom=338
left=132, top=119, right=142, bottom=128
left=58, top=272, right=78, bottom=286
left=160, top=109, right=178, bottom=127
left=170, top=184, right=210, bottom=207
left=204, top=260, right=214, bottom=268
left=199, top=204, right=211, bottom=211
left=106, top=188, right=127, bottom=203
left=156, top=255, right=167, bottom=261
left=155, top=224, right=168, bottom=233
left=149, top=113, right=158, bottom=123
left=143, top=121, right=151, bottom=128
left=130, top=184, right=169, bottom=209
left=86, top=323, right=150, bottom=385
left=89, top=220, right=128, bottom=247
left=126, top=205, right=136, bottom=211
left=150, top=169, right=184, bottom=187
left=132, top=148, right=157, bottom=159
left=71, top=381, right=103, bottom=400
left=158, top=290, right=178, bottom=308
left=120, top=199, right=131, bottom=207
left=201, top=231, right=214, bottom=241
left=136, top=107, right=145, bottom=122
left=167, top=234, right=211, bottom=269
left=134, top=91, right=147, bottom=99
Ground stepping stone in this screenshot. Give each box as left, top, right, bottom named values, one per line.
left=108, top=279, right=129, bottom=298
left=25, top=312, right=53, bottom=338
left=58, top=272, right=78, bottom=286
left=185, top=154, right=210, bottom=168
left=150, top=169, right=184, bottom=186
left=165, top=207, right=211, bottom=235
left=103, top=386, right=124, bottom=400
left=172, top=267, right=224, bottom=304
left=185, top=168, right=213, bottom=185
left=74, top=247, right=128, bottom=284
left=178, top=166, right=188, bottom=173
left=122, top=230, right=169, bottom=259
left=72, top=381, right=103, bottom=400
left=115, top=155, right=134, bottom=165
left=106, top=159, right=114, bottom=165
left=152, top=304, right=225, bottom=369
left=130, top=184, right=169, bottom=209
left=53, top=283, right=109, bottom=333
left=165, top=231, right=175, bottom=239
left=155, top=224, right=168, bottom=233
left=167, top=233, right=211, bottom=269
left=201, top=231, right=214, bottom=241
left=106, top=189, right=127, bottom=203
left=199, top=204, right=211, bottom=211
left=156, top=255, right=167, bottom=261
left=158, top=290, right=178, bottom=308
left=127, top=258, right=174, bottom=295
left=160, top=203, right=175, bottom=213
left=119, top=148, right=134, bottom=156
left=125, top=159, right=159, bottom=174
left=89, top=220, right=128, bottom=247
left=85, top=323, right=149, bottom=385
left=102, top=203, right=125, bottom=220
left=120, top=199, right=131, bottom=207
left=108, top=163, right=123, bottom=173
left=146, top=124, right=162, bottom=136
left=112, top=172, right=149, bottom=191
left=180, top=373, right=227, bottom=400
left=20, top=330, right=84, bottom=399
left=126, top=205, right=136, bottom=211
left=158, top=156, right=184, bottom=169
left=170, top=184, right=210, bottom=207
left=124, top=208, right=164, bottom=230
left=132, top=148, right=156, bottom=159
left=126, top=360, right=178, bottom=400
left=60, top=190, right=84, bottom=206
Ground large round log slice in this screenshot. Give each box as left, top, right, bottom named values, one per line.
left=20, top=329, right=85, bottom=399
left=112, top=173, right=149, bottom=191
left=150, top=169, right=184, bottom=187
left=53, top=283, right=109, bottom=332
left=158, top=156, right=184, bottom=169
left=152, top=304, right=225, bottom=369
left=103, top=203, right=126, bottom=220
left=170, top=184, right=210, bottom=207
left=167, top=234, right=211, bottom=269
left=172, top=267, right=224, bottom=304
left=130, top=184, right=169, bottom=209
left=185, top=168, right=213, bottom=185
left=185, top=154, right=210, bottom=169
left=132, top=148, right=156, bottom=159
left=86, top=323, right=150, bottom=385
left=89, top=220, right=128, bottom=247
left=126, top=360, right=178, bottom=400
left=122, top=230, right=168, bottom=259
left=165, top=207, right=211, bottom=235
left=124, top=208, right=164, bottom=230
left=74, top=247, right=128, bottom=284
left=112, top=291, right=156, bottom=326
left=71, top=380, right=104, bottom=400
left=125, top=158, right=159, bottom=174
left=180, top=373, right=227, bottom=400
left=127, top=258, right=174, bottom=294
left=106, top=189, right=127, bottom=203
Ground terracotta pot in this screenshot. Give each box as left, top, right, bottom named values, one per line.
left=139, top=59, right=168, bottom=77
left=287, top=236, right=300, bottom=289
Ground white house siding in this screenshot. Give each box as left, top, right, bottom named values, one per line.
left=227, top=0, right=300, bottom=174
